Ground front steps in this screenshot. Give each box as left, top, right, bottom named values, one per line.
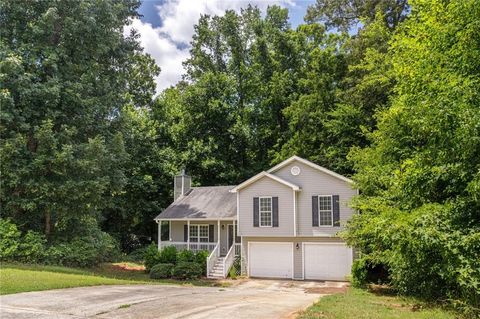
left=208, top=257, right=225, bottom=279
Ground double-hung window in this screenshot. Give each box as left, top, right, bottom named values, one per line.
left=189, top=225, right=209, bottom=242
left=259, top=197, right=272, bottom=227
left=318, top=195, right=333, bottom=226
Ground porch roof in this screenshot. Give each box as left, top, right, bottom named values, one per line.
left=155, top=186, right=236, bottom=220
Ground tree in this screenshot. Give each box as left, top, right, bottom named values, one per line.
left=345, top=0, right=480, bottom=309
left=0, top=0, right=158, bottom=241
left=305, top=0, right=409, bottom=31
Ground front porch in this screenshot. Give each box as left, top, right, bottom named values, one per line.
left=157, top=219, right=241, bottom=278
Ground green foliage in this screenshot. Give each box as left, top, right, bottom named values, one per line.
left=160, top=245, right=177, bottom=264
left=176, top=249, right=195, bottom=263
left=149, top=263, right=174, bottom=279
left=172, top=262, right=203, bottom=280
left=194, top=250, right=209, bottom=275
left=0, top=218, right=47, bottom=263
left=143, top=243, right=162, bottom=272
left=0, top=219, right=21, bottom=260
left=351, top=255, right=389, bottom=288
left=345, top=0, right=480, bottom=312
left=45, top=231, right=119, bottom=268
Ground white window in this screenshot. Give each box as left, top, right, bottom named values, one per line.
left=189, top=225, right=209, bottom=242
left=318, top=195, right=333, bottom=226
left=259, top=197, right=272, bottom=227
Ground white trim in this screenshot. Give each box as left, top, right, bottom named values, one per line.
left=230, top=171, right=300, bottom=193
left=217, top=220, right=220, bottom=257
left=247, top=241, right=294, bottom=279
left=188, top=224, right=210, bottom=243
left=293, top=190, right=297, bottom=237
left=259, top=196, right=273, bottom=228
left=301, top=242, right=305, bottom=280
left=156, top=218, right=236, bottom=221
left=267, top=155, right=354, bottom=184
left=187, top=220, right=190, bottom=250
left=236, top=192, right=240, bottom=235
left=317, top=194, right=334, bottom=227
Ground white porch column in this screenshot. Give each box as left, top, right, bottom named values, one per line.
left=217, top=220, right=220, bottom=256
left=187, top=220, right=190, bottom=250
left=157, top=221, right=161, bottom=250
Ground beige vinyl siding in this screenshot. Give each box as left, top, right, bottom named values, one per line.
left=272, top=160, right=357, bottom=237
left=238, top=176, right=294, bottom=237
left=241, top=236, right=348, bottom=279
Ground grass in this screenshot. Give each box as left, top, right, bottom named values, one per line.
left=0, top=262, right=225, bottom=295
left=298, top=287, right=455, bottom=319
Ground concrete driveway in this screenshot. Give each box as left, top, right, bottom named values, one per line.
left=0, top=280, right=348, bottom=319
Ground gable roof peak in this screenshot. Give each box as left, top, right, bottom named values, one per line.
left=267, top=155, right=353, bottom=184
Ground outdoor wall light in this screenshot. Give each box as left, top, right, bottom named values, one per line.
left=295, top=243, right=300, bottom=250
left=221, top=224, right=225, bottom=230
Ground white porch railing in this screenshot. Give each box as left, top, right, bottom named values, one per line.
left=160, top=241, right=217, bottom=253
left=222, top=243, right=242, bottom=278
left=206, top=242, right=220, bottom=278
left=234, top=243, right=241, bottom=256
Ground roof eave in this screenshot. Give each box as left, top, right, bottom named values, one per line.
left=230, top=171, right=301, bottom=193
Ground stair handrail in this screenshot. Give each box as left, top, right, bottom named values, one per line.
left=206, top=242, right=219, bottom=278
left=222, top=244, right=235, bottom=278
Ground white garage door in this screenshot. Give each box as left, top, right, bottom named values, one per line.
left=249, top=242, right=293, bottom=279
left=304, top=243, right=352, bottom=281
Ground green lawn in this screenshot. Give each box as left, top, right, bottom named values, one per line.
left=298, top=287, right=455, bottom=319
left=0, top=263, right=223, bottom=295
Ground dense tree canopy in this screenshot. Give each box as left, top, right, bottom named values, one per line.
left=1, top=0, right=479, bottom=311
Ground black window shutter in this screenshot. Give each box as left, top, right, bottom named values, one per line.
left=333, top=195, right=340, bottom=227
left=312, top=196, right=319, bottom=226
left=272, top=197, right=279, bottom=227
left=208, top=224, right=214, bottom=242
left=253, top=197, right=259, bottom=227
left=183, top=224, right=188, bottom=241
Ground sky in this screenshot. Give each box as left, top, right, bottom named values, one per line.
left=127, top=0, right=314, bottom=94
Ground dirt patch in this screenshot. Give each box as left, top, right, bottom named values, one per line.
left=304, top=286, right=348, bottom=294
left=110, top=263, right=145, bottom=271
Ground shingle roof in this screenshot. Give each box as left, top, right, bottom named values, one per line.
left=154, top=186, right=236, bottom=220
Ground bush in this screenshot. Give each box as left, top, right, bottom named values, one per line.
left=144, top=242, right=162, bottom=272
left=0, top=218, right=46, bottom=263
left=176, top=249, right=195, bottom=263
left=172, top=261, right=203, bottom=280
left=150, top=263, right=174, bottom=279
left=0, top=218, right=22, bottom=260
left=45, top=231, right=119, bottom=268
left=160, top=245, right=177, bottom=264
left=125, top=246, right=149, bottom=262
left=351, top=256, right=389, bottom=288
left=194, top=250, right=209, bottom=275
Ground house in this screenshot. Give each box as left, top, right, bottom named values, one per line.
left=154, top=156, right=358, bottom=280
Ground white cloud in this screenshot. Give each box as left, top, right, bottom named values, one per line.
left=126, top=0, right=295, bottom=93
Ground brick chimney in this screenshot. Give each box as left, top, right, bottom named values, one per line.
left=174, top=169, right=191, bottom=201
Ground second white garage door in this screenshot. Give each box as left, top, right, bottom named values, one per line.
left=249, top=242, right=293, bottom=279
left=304, top=243, right=352, bottom=281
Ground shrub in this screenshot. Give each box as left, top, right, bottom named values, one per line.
left=159, top=245, right=177, bottom=264
left=0, top=218, right=22, bottom=260
left=0, top=218, right=46, bottom=263
left=18, top=231, right=47, bottom=263
left=150, top=263, right=174, bottom=279
left=177, top=249, right=195, bottom=263
left=172, top=261, right=203, bottom=280
left=351, top=256, right=389, bottom=288
left=144, top=242, right=162, bottom=272
left=194, top=250, right=209, bottom=275
left=45, top=231, right=119, bottom=267
left=125, top=246, right=149, bottom=262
